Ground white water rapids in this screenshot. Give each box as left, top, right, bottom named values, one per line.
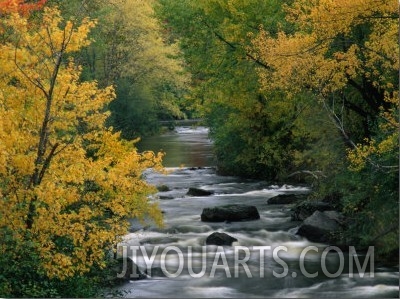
left=114, top=127, right=398, bottom=298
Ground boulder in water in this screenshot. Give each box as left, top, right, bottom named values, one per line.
left=296, top=210, right=342, bottom=243
left=323, top=210, right=345, bottom=224
left=156, top=185, right=170, bottom=192
left=159, top=195, right=174, bottom=200
left=206, top=232, right=238, bottom=246
left=291, top=201, right=334, bottom=221
left=201, top=204, right=260, bottom=222
left=187, top=187, right=214, bottom=196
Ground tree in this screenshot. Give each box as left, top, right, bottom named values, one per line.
left=103, top=0, right=189, bottom=139
left=0, top=5, right=163, bottom=294
left=158, top=0, right=398, bottom=257
left=157, top=0, right=315, bottom=179
left=252, top=0, right=398, bottom=255
left=48, top=0, right=190, bottom=138
left=253, top=0, right=398, bottom=151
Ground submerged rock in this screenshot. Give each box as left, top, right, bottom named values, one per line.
left=187, top=187, right=214, bottom=196
left=159, top=195, right=175, bottom=200
left=206, top=232, right=238, bottom=246
left=156, top=185, right=170, bottom=192
left=201, top=204, right=260, bottom=222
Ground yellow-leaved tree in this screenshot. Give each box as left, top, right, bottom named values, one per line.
left=252, top=0, right=398, bottom=170
left=251, top=0, right=398, bottom=255
left=0, top=5, right=163, bottom=283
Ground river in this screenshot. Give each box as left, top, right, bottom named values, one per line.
left=115, top=126, right=398, bottom=298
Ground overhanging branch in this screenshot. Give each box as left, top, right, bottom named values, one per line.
left=201, top=20, right=270, bottom=70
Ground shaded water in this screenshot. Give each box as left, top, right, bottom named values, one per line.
left=137, top=127, right=215, bottom=168
left=117, top=127, right=398, bottom=298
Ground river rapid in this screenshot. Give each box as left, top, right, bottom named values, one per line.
left=115, top=126, right=398, bottom=298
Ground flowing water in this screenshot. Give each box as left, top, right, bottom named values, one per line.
left=116, top=127, right=398, bottom=298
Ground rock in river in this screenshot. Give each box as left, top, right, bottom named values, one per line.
left=291, top=201, right=334, bottom=221
left=201, top=204, right=260, bottom=222
left=296, top=210, right=342, bottom=243
left=187, top=187, right=214, bottom=196
left=206, top=232, right=238, bottom=246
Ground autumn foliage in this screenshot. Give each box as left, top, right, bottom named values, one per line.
left=0, top=0, right=47, bottom=16
left=251, top=0, right=398, bottom=251
left=253, top=0, right=399, bottom=167
left=159, top=0, right=398, bottom=257
left=0, top=4, right=163, bottom=293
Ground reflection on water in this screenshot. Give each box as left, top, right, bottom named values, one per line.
left=137, top=126, right=215, bottom=167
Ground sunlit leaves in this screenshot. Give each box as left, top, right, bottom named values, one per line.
left=0, top=0, right=47, bottom=17
left=252, top=0, right=398, bottom=171
left=0, top=6, right=163, bottom=280
left=250, top=0, right=398, bottom=254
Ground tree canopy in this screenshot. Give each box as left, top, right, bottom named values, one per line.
left=0, top=4, right=163, bottom=296
left=158, top=0, right=398, bottom=257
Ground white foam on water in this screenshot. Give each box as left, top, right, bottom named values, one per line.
left=349, top=285, right=400, bottom=297
left=184, top=286, right=242, bottom=298
left=214, top=190, right=274, bottom=197
left=275, top=279, right=399, bottom=298
left=214, top=186, right=310, bottom=197
left=267, top=184, right=310, bottom=190
left=175, top=126, right=209, bottom=134
left=373, top=271, right=400, bottom=279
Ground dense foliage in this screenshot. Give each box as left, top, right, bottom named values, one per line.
left=0, top=2, right=164, bottom=297
left=49, top=0, right=190, bottom=138
left=157, top=0, right=398, bottom=258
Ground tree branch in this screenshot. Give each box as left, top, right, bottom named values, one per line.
left=14, top=40, right=49, bottom=98
left=321, top=97, right=399, bottom=172
left=200, top=20, right=271, bottom=70
left=38, top=142, right=59, bottom=184
left=25, top=24, right=74, bottom=229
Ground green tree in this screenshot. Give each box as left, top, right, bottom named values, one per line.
left=50, top=0, right=190, bottom=138
left=158, top=0, right=398, bottom=258
left=158, top=0, right=319, bottom=180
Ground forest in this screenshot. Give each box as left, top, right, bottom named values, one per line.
left=0, top=0, right=398, bottom=297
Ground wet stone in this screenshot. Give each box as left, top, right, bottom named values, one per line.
left=201, top=204, right=260, bottom=222
left=205, top=232, right=238, bottom=246
left=187, top=187, right=214, bottom=196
